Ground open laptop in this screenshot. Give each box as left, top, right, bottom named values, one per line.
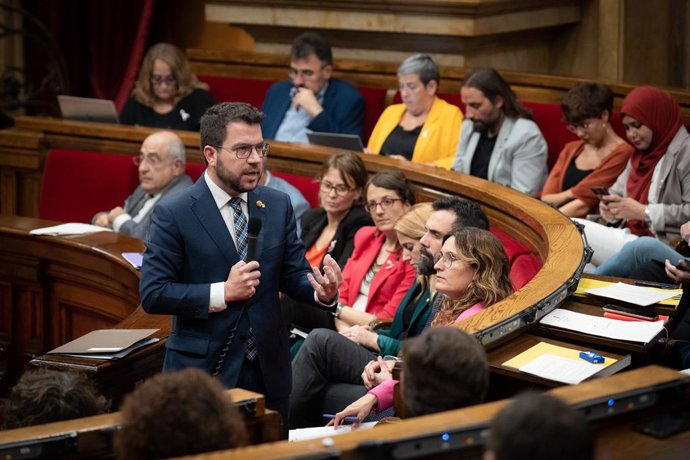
left=57, top=95, right=119, bottom=124
left=307, top=131, right=364, bottom=152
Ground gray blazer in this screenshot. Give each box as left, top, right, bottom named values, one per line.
left=608, top=126, right=690, bottom=242
left=116, top=174, right=193, bottom=241
left=451, top=117, right=548, bottom=196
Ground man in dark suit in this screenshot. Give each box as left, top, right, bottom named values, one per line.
left=261, top=31, right=364, bottom=143
left=92, top=131, right=192, bottom=240
left=140, top=102, right=342, bottom=435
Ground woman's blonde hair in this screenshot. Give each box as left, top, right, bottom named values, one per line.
left=132, top=43, right=208, bottom=107
left=395, top=202, right=433, bottom=239
left=432, top=227, right=513, bottom=326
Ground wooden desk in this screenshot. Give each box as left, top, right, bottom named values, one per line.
left=179, top=366, right=690, bottom=460
left=0, top=388, right=281, bottom=458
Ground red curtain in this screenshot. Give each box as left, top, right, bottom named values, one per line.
left=23, top=0, right=155, bottom=113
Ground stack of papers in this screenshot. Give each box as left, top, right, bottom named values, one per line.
left=584, top=282, right=678, bottom=306
left=29, top=223, right=112, bottom=235
left=289, top=422, right=377, bottom=442
left=575, top=278, right=681, bottom=306
left=540, top=309, right=664, bottom=344
left=48, top=329, right=159, bottom=360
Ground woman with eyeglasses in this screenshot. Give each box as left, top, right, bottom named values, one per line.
left=120, top=43, right=215, bottom=131
left=366, top=54, right=463, bottom=169
left=574, top=86, right=690, bottom=269
left=329, top=227, right=512, bottom=427
left=541, top=83, right=632, bottom=217
left=282, top=152, right=372, bottom=331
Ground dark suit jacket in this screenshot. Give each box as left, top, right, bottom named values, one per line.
left=118, top=174, right=193, bottom=241
left=261, top=78, right=365, bottom=140
left=140, top=179, right=317, bottom=399
left=299, top=206, right=372, bottom=269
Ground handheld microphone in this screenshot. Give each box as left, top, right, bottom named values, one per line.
left=246, top=217, right=262, bottom=262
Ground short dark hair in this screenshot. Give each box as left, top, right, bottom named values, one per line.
left=317, top=151, right=368, bottom=191
left=486, top=393, right=594, bottom=460
left=3, top=368, right=109, bottom=429
left=463, top=67, right=532, bottom=119
left=291, top=31, right=333, bottom=66
left=365, top=169, right=416, bottom=206
left=113, top=368, right=247, bottom=459
left=561, top=83, right=614, bottom=124
left=401, top=327, right=489, bottom=417
left=432, top=196, right=490, bottom=232
left=200, top=102, right=264, bottom=153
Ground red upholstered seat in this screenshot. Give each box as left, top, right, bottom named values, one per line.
left=197, top=75, right=274, bottom=109
left=39, top=149, right=139, bottom=223
left=357, top=86, right=388, bottom=144
left=271, top=171, right=320, bottom=208
left=185, top=162, right=206, bottom=181
left=490, top=227, right=542, bottom=290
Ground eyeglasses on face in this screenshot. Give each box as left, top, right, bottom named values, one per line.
left=364, top=198, right=403, bottom=213
left=133, top=153, right=171, bottom=167
left=288, top=64, right=327, bottom=80
left=215, top=143, right=270, bottom=159
left=433, top=252, right=459, bottom=269
left=319, top=181, right=352, bottom=196
left=150, top=74, right=177, bottom=85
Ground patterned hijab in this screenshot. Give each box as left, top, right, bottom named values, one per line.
left=621, top=86, right=682, bottom=236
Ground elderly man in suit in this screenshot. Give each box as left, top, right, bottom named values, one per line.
left=140, top=102, right=342, bottom=436
left=261, top=31, right=364, bottom=143
left=452, top=67, right=547, bottom=197
left=92, top=130, right=192, bottom=240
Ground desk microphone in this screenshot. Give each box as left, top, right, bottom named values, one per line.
left=246, top=216, right=262, bottom=262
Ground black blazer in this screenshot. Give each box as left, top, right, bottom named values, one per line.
left=299, top=206, right=372, bottom=269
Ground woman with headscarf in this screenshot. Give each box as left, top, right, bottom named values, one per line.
left=574, top=86, right=690, bottom=268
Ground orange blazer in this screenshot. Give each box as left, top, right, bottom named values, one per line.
left=338, top=226, right=416, bottom=320
left=542, top=140, right=633, bottom=212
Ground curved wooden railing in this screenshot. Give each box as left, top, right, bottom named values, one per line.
left=0, top=117, right=586, bottom=350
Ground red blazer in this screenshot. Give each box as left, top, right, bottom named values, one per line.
left=338, top=226, right=416, bottom=319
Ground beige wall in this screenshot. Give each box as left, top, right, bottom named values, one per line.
left=188, top=0, right=689, bottom=88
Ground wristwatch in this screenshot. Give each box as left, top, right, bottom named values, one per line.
left=644, top=206, right=652, bottom=226
left=332, top=304, right=344, bottom=318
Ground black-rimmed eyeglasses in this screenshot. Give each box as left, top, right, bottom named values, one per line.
left=214, top=144, right=270, bottom=159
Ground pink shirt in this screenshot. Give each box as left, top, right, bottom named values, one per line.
left=454, top=302, right=485, bottom=323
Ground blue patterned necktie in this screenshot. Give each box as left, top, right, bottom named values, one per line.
left=229, top=197, right=248, bottom=261
left=228, top=197, right=257, bottom=361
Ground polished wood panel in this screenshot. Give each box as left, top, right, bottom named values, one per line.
left=183, top=366, right=690, bottom=459
left=0, top=117, right=586, bottom=344
left=0, top=388, right=282, bottom=457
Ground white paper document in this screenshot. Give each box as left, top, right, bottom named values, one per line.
left=585, top=282, right=677, bottom=306
left=289, top=422, right=377, bottom=442
left=540, top=309, right=664, bottom=344
left=29, top=223, right=112, bottom=235
left=519, top=353, right=604, bottom=384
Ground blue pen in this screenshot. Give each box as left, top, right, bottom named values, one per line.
left=323, top=414, right=360, bottom=423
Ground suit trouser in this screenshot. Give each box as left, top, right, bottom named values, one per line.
left=290, top=328, right=376, bottom=428
left=237, top=357, right=290, bottom=439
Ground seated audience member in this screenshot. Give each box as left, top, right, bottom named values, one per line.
left=331, top=327, right=488, bottom=426
left=367, top=54, right=463, bottom=169
left=113, top=368, right=247, bottom=459
left=259, top=157, right=310, bottom=236
left=281, top=152, right=371, bottom=327
left=593, top=219, right=690, bottom=280
left=2, top=369, right=109, bottom=429
left=120, top=43, right=215, bottom=131
left=451, top=67, right=548, bottom=196
left=261, top=32, right=364, bottom=143
left=92, top=131, right=193, bottom=240
left=331, top=227, right=512, bottom=424
left=289, top=197, right=491, bottom=429
left=574, top=86, right=690, bottom=268
left=541, top=83, right=633, bottom=217
left=289, top=170, right=416, bottom=332
left=484, top=393, right=594, bottom=460
left=338, top=202, right=434, bottom=352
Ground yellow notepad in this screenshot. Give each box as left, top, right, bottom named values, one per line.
left=503, top=341, right=618, bottom=369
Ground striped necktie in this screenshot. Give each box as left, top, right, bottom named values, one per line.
left=229, top=197, right=248, bottom=261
